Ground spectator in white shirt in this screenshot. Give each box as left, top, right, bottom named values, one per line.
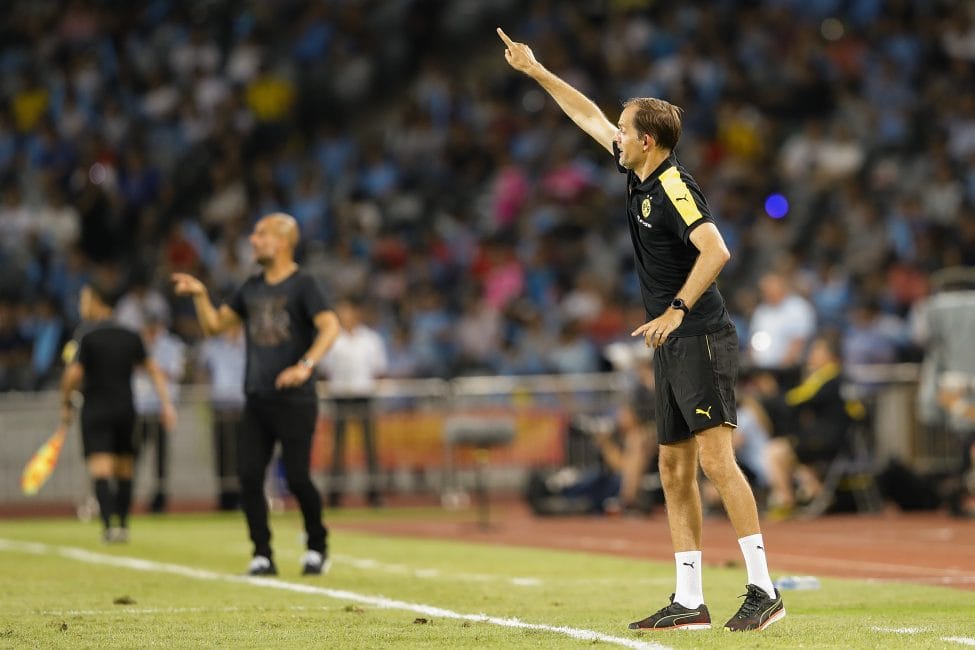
left=319, top=296, right=387, bottom=507
left=748, top=271, right=816, bottom=383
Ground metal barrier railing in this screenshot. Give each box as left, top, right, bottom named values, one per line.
left=0, top=365, right=952, bottom=508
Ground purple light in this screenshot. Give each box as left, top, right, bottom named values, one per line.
left=764, top=193, right=789, bottom=219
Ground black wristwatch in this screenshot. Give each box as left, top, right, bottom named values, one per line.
left=670, top=298, right=689, bottom=314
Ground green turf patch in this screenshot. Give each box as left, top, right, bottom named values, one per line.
left=0, top=512, right=972, bottom=648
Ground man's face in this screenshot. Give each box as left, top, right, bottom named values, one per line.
left=249, top=219, right=281, bottom=266
left=759, top=275, right=787, bottom=305
left=336, top=302, right=359, bottom=330
left=615, top=106, right=647, bottom=170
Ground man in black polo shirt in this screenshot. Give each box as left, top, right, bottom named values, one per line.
left=499, top=28, right=784, bottom=632
left=173, top=213, right=340, bottom=576
left=60, top=282, right=176, bottom=543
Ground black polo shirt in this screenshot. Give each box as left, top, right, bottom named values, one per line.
left=71, top=321, right=146, bottom=415
left=228, top=269, right=328, bottom=398
left=614, top=142, right=731, bottom=337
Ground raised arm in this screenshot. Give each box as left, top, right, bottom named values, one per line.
left=497, top=27, right=617, bottom=154
left=171, top=273, right=241, bottom=336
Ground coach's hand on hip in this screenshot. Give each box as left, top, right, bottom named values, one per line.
left=275, top=362, right=314, bottom=389
left=631, top=309, right=684, bottom=348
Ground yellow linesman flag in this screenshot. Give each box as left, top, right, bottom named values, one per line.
left=21, top=426, right=67, bottom=495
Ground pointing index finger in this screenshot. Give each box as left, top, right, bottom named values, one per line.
left=497, top=27, right=515, bottom=47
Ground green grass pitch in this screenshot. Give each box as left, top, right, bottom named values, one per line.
left=0, top=510, right=973, bottom=648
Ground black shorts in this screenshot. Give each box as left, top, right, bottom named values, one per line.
left=653, top=323, right=738, bottom=444
left=81, top=408, right=137, bottom=457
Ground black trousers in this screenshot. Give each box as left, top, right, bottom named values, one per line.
left=238, top=394, right=326, bottom=559
left=329, top=397, right=379, bottom=502
left=212, top=406, right=242, bottom=510
left=135, top=414, right=168, bottom=495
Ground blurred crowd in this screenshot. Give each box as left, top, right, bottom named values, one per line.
left=1, top=0, right=973, bottom=392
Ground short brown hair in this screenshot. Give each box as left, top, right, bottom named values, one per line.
left=622, top=97, right=683, bottom=151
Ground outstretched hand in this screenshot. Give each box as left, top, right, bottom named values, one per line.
left=497, top=27, right=539, bottom=75
left=171, top=272, right=206, bottom=298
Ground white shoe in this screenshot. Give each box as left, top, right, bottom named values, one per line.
left=247, top=555, right=277, bottom=576
left=301, top=550, right=331, bottom=575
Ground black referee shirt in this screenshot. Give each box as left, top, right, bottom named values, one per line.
left=71, top=321, right=146, bottom=415
left=614, top=142, right=731, bottom=337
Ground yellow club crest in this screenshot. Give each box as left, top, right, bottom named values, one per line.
left=641, top=197, right=651, bottom=218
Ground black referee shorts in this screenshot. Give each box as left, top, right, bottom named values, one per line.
left=80, top=407, right=138, bottom=457
left=653, top=323, right=738, bottom=444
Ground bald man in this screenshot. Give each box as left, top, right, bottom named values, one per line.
left=173, top=213, right=340, bottom=576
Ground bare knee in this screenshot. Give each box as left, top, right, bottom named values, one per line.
left=699, top=452, right=741, bottom=486
left=659, top=453, right=696, bottom=493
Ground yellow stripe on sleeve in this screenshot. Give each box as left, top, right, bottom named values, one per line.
left=660, top=167, right=704, bottom=226
left=61, top=340, right=78, bottom=365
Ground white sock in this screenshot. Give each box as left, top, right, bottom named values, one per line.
left=738, top=534, right=776, bottom=598
left=674, top=551, right=704, bottom=608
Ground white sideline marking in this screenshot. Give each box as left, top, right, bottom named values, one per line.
left=0, top=539, right=667, bottom=650
left=333, top=553, right=542, bottom=587
left=332, top=554, right=667, bottom=587
left=873, top=627, right=975, bottom=646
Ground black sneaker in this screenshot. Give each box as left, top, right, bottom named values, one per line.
left=247, top=555, right=278, bottom=576
left=150, top=492, right=167, bottom=513
left=628, top=594, right=711, bottom=631
left=300, top=550, right=331, bottom=576
left=723, top=584, right=786, bottom=631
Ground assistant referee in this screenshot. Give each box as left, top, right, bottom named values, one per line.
left=60, top=282, right=176, bottom=543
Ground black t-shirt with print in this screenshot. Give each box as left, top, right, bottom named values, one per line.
left=614, top=142, right=731, bottom=337
left=73, top=321, right=147, bottom=415
left=228, top=270, right=328, bottom=397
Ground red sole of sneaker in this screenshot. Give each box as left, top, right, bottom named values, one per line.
left=756, top=608, right=786, bottom=631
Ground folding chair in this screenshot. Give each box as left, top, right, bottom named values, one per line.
left=802, top=420, right=884, bottom=517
